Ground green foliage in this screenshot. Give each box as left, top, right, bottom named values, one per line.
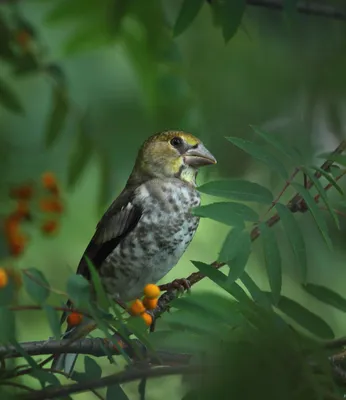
left=44, top=305, right=61, bottom=340
left=45, top=86, right=69, bottom=148
left=66, top=274, right=90, bottom=307
left=23, top=268, right=50, bottom=305
left=275, top=203, right=307, bottom=281
left=260, top=223, right=282, bottom=304
left=106, top=384, right=129, bottom=400
left=0, top=78, right=24, bottom=114
left=193, top=201, right=258, bottom=227
left=311, top=166, right=343, bottom=195
left=198, top=179, right=273, bottom=203
left=67, top=114, right=94, bottom=189
left=0, top=307, right=16, bottom=343
left=226, top=136, right=288, bottom=179
left=220, top=0, right=246, bottom=43
left=303, top=284, right=346, bottom=313
left=84, top=356, right=102, bottom=379
left=173, top=0, right=205, bottom=37
left=291, top=183, right=332, bottom=249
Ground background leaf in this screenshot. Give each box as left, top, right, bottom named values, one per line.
left=45, top=86, right=69, bottom=148
left=275, top=203, right=307, bottom=282
left=0, top=78, right=24, bottom=114
left=66, top=274, right=90, bottom=307
left=226, top=137, right=288, bottom=179
left=23, top=268, right=50, bottom=305
left=44, top=305, right=61, bottom=340
left=106, top=384, right=129, bottom=400
left=292, top=183, right=332, bottom=249
left=193, top=202, right=258, bottom=226
left=268, top=294, right=335, bottom=339
left=84, top=356, right=102, bottom=380
left=198, top=179, right=273, bottom=203
left=221, top=0, right=246, bottom=43
left=173, top=0, right=204, bottom=37
left=0, top=307, right=16, bottom=343
left=303, top=283, right=346, bottom=313
left=260, top=223, right=282, bottom=305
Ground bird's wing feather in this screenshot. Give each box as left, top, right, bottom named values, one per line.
left=76, top=187, right=142, bottom=279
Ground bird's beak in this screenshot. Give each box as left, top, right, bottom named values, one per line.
left=184, top=143, right=217, bottom=167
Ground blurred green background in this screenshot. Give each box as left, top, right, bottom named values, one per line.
left=1, top=0, right=346, bottom=398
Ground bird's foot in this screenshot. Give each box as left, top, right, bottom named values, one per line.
left=160, top=278, right=191, bottom=294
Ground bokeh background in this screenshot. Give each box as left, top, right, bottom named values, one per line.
left=1, top=0, right=346, bottom=398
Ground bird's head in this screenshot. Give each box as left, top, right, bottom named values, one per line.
left=129, top=131, right=217, bottom=186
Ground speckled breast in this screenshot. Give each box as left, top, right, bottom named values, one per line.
left=100, top=178, right=200, bottom=301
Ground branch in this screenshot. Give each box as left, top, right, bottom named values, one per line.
left=246, top=0, right=346, bottom=21
left=0, top=338, right=191, bottom=366
left=20, top=365, right=206, bottom=400
left=156, top=140, right=346, bottom=317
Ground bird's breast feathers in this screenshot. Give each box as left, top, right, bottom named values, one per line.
left=100, top=179, right=200, bottom=300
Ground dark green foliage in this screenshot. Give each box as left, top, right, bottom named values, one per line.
left=0, top=78, right=24, bottom=114
left=303, top=284, right=346, bottom=313
left=260, top=222, right=282, bottom=305
left=44, top=305, right=61, bottom=340
left=66, top=274, right=90, bottom=307
left=198, top=179, right=273, bottom=203
left=45, top=86, right=69, bottom=148
left=23, top=268, right=50, bottom=305
left=106, top=384, right=129, bottom=400
left=276, top=203, right=307, bottom=282
left=173, top=0, right=205, bottom=37
left=84, top=356, right=102, bottom=379
left=221, top=0, right=246, bottom=43
left=0, top=307, right=16, bottom=343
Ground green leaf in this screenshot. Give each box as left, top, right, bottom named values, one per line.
left=67, top=115, right=93, bottom=188
left=64, top=27, right=110, bottom=56
left=173, top=0, right=204, bottom=37
left=260, top=223, right=282, bottom=305
left=275, top=203, right=307, bottom=282
left=291, top=183, right=332, bottom=250
left=219, top=226, right=251, bottom=262
left=45, top=0, right=96, bottom=25
left=198, top=179, right=273, bottom=204
left=193, top=202, right=258, bottom=226
left=0, top=78, right=24, bottom=114
left=0, top=307, right=15, bottom=343
left=44, top=305, right=61, bottom=340
left=108, top=0, right=130, bottom=36
left=303, top=284, right=346, bottom=313
left=106, top=384, right=129, bottom=400
left=31, top=369, right=61, bottom=387
left=269, top=294, right=334, bottom=339
left=250, top=125, right=299, bottom=161
left=191, top=261, right=248, bottom=302
left=66, top=274, right=90, bottom=307
left=84, top=256, right=110, bottom=311
left=240, top=272, right=272, bottom=308
left=0, top=274, right=15, bottom=306
left=310, top=166, right=343, bottom=195
left=23, top=268, right=50, bottom=305
left=84, top=356, right=102, bottom=379
left=226, top=137, right=288, bottom=179
left=220, top=0, right=246, bottom=43
left=302, top=167, right=340, bottom=229
left=226, top=231, right=251, bottom=284
left=45, top=86, right=69, bottom=148
left=317, top=153, right=346, bottom=167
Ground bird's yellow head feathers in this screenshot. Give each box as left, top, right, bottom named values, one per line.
left=129, top=131, right=216, bottom=186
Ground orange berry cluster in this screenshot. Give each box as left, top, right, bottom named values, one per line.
left=67, top=311, right=83, bottom=327
left=4, top=172, right=64, bottom=257
left=0, top=267, right=22, bottom=291
left=129, top=284, right=161, bottom=326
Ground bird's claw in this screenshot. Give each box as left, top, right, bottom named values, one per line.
left=166, top=278, right=191, bottom=294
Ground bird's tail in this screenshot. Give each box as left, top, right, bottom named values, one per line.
left=51, top=313, right=96, bottom=377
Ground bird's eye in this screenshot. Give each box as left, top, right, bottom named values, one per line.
left=170, top=137, right=183, bottom=147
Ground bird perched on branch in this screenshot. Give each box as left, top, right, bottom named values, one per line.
left=52, top=130, right=216, bottom=374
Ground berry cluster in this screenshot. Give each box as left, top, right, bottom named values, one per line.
left=129, top=284, right=161, bottom=326
left=4, top=172, right=64, bottom=257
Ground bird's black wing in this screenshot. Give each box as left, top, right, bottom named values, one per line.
left=76, top=186, right=143, bottom=280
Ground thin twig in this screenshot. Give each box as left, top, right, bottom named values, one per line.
left=19, top=365, right=207, bottom=400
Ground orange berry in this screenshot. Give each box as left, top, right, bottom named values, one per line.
left=39, top=199, right=63, bottom=213
left=41, top=220, right=58, bottom=235
left=67, top=312, right=83, bottom=326
left=143, top=284, right=160, bottom=299
left=41, top=172, right=59, bottom=194
left=129, top=299, right=145, bottom=316
left=0, top=268, right=8, bottom=288
left=143, top=297, right=158, bottom=310
left=10, top=185, right=33, bottom=200
left=15, top=201, right=31, bottom=219
left=141, top=312, right=153, bottom=326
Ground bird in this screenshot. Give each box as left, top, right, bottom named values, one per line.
left=52, top=130, right=216, bottom=374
